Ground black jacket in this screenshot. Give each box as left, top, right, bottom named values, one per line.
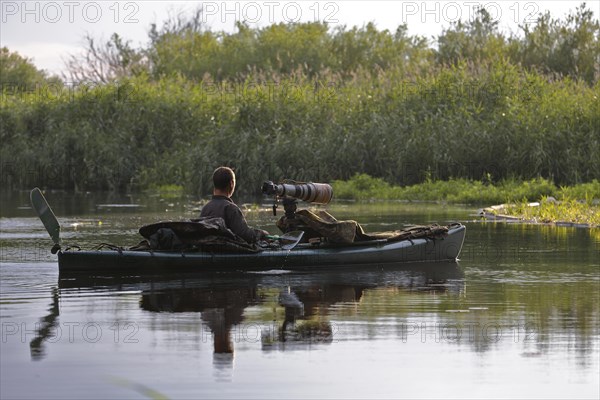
left=199, top=195, right=259, bottom=243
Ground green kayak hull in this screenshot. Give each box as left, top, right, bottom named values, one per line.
left=58, top=224, right=466, bottom=273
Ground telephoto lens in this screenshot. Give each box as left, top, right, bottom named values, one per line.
left=261, top=181, right=333, bottom=204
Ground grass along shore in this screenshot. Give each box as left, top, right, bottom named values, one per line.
left=332, top=175, right=600, bottom=227
left=481, top=199, right=599, bottom=228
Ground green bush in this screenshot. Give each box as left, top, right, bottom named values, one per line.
left=1, top=64, right=598, bottom=194
left=1, top=5, right=598, bottom=194
left=333, top=175, right=599, bottom=204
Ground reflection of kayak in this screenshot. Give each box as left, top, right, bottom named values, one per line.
left=57, top=224, right=466, bottom=273
left=59, top=260, right=464, bottom=285
left=58, top=261, right=465, bottom=292
left=47, top=263, right=464, bottom=358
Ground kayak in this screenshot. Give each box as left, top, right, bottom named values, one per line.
left=29, top=187, right=466, bottom=274
left=57, top=224, right=466, bottom=273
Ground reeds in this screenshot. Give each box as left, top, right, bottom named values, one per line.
left=332, top=174, right=600, bottom=204
left=1, top=7, right=598, bottom=194
left=2, top=63, right=597, bottom=194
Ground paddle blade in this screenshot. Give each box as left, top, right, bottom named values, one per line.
left=280, top=231, right=304, bottom=250
left=30, top=188, right=61, bottom=245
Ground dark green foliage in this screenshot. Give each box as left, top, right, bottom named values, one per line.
left=333, top=174, right=599, bottom=205
left=145, top=20, right=431, bottom=82
left=1, top=4, right=598, bottom=194
left=0, top=47, right=62, bottom=90
left=436, top=5, right=600, bottom=84
left=143, top=5, right=598, bottom=84
left=513, top=4, right=600, bottom=85
left=437, top=9, right=508, bottom=65
left=2, top=65, right=597, bottom=194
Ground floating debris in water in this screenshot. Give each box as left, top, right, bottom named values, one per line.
left=96, top=204, right=144, bottom=209
left=248, top=269, right=293, bottom=275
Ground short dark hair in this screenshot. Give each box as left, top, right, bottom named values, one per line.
left=213, top=166, right=235, bottom=190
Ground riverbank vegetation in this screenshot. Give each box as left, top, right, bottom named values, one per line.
left=333, top=174, right=600, bottom=226
left=498, top=199, right=600, bottom=227
left=332, top=174, right=600, bottom=203
left=1, top=5, right=598, bottom=196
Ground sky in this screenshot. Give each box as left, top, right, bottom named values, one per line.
left=0, top=1, right=590, bottom=76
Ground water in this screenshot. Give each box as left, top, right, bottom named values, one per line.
left=1, top=191, right=599, bottom=399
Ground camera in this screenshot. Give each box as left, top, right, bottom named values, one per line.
left=261, top=181, right=333, bottom=205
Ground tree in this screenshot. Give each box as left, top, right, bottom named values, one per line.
left=63, top=33, right=147, bottom=83
left=0, top=47, right=60, bottom=90
left=146, top=7, right=211, bottom=80
left=515, top=3, right=599, bottom=84
left=436, top=9, right=508, bottom=65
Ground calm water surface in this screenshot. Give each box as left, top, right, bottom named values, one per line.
left=1, top=191, right=598, bottom=399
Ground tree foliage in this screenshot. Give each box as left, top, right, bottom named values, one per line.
left=1, top=4, right=599, bottom=193
left=63, top=33, right=147, bottom=83
left=436, top=9, right=508, bottom=65
left=513, top=4, right=600, bottom=84
left=61, top=4, right=598, bottom=85
left=0, top=47, right=61, bottom=89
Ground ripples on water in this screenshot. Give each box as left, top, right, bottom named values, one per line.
left=0, top=192, right=598, bottom=399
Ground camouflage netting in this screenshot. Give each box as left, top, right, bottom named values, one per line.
left=277, top=209, right=450, bottom=244
left=133, top=212, right=452, bottom=252
left=136, top=218, right=262, bottom=253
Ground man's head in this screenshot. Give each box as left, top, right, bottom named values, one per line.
left=212, top=166, right=236, bottom=196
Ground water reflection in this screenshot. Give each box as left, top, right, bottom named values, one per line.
left=29, top=287, right=59, bottom=361
left=140, top=283, right=257, bottom=381
left=5, top=189, right=598, bottom=398
left=32, top=263, right=463, bottom=363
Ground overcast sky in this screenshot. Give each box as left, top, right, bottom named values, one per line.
left=0, top=1, right=588, bottom=76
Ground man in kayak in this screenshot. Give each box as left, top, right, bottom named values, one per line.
left=200, top=166, right=269, bottom=243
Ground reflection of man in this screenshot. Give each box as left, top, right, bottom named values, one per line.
left=202, top=308, right=235, bottom=354
left=140, top=285, right=256, bottom=364
left=200, top=166, right=269, bottom=243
